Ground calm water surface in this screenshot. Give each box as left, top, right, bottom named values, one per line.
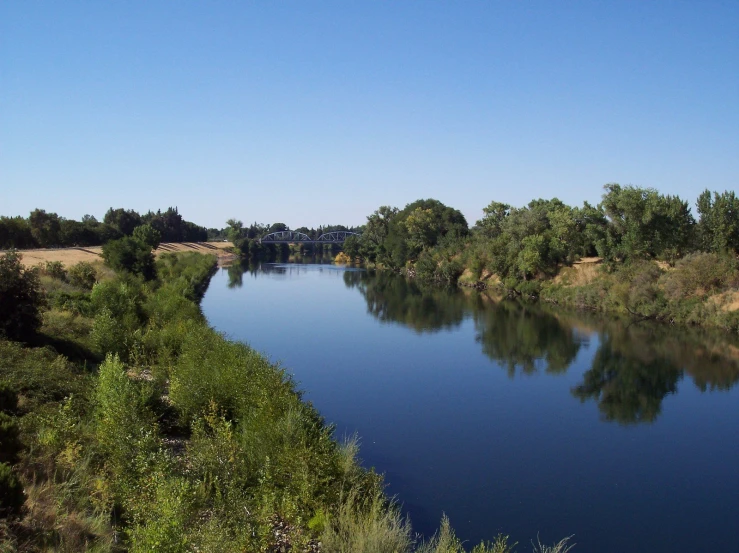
left=201, top=262, right=739, bottom=552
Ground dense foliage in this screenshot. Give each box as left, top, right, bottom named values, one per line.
left=0, top=206, right=206, bottom=249
left=101, top=236, right=156, bottom=280
left=0, top=251, right=44, bottom=340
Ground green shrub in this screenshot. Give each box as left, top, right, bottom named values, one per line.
left=91, top=307, right=131, bottom=358
left=0, top=250, right=44, bottom=340
left=128, top=477, right=194, bottom=553
left=437, top=258, right=463, bottom=285
left=0, top=340, right=85, bottom=411
left=93, top=354, right=161, bottom=513
left=515, top=279, right=542, bottom=298
left=102, top=236, right=156, bottom=280
left=67, top=261, right=97, bottom=289
left=94, top=354, right=157, bottom=462
left=90, top=276, right=145, bottom=319
left=0, top=412, right=21, bottom=464
left=0, top=382, right=18, bottom=414
left=44, top=260, right=67, bottom=281
left=660, top=252, right=738, bottom=301
left=47, top=289, right=94, bottom=315
left=0, top=462, right=24, bottom=515
left=89, top=278, right=145, bottom=358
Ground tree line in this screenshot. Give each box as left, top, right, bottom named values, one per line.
left=343, top=185, right=739, bottom=288
left=0, top=206, right=207, bottom=249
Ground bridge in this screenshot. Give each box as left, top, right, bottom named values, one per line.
left=259, top=230, right=361, bottom=244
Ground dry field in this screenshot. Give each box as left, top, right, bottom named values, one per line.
left=5, top=242, right=235, bottom=268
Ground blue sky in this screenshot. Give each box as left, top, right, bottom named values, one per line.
left=2, top=1, right=737, bottom=229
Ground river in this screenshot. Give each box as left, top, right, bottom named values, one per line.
left=201, top=261, right=739, bottom=552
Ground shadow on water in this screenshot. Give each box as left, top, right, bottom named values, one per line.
left=227, top=263, right=739, bottom=425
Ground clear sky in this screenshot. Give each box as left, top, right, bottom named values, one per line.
left=2, top=1, right=737, bottom=229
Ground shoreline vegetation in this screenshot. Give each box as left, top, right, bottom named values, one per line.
left=0, top=242, right=571, bottom=552
left=326, top=185, right=739, bottom=334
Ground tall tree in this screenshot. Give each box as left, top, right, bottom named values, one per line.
left=28, top=209, right=62, bottom=247
left=225, top=219, right=244, bottom=243
left=696, top=189, right=739, bottom=254
left=600, top=184, right=695, bottom=262
left=104, top=208, right=142, bottom=236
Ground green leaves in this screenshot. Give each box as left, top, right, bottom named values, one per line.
left=600, top=183, right=695, bottom=262
left=102, top=236, right=156, bottom=279
left=696, top=189, right=739, bottom=255
left=0, top=250, right=43, bottom=340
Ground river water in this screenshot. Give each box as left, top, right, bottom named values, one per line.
left=201, top=261, right=739, bottom=552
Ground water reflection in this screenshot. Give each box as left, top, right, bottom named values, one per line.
left=224, top=256, right=336, bottom=288
left=573, top=337, right=680, bottom=424
left=348, top=270, right=466, bottom=333
left=571, top=321, right=739, bottom=424
left=227, top=262, right=739, bottom=423
left=473, top=301, right=584, bottom=376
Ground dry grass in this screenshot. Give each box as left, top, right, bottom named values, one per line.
left=553, top=258, right=602, bottom=286
left=709, top=290, right=739, bottom=312
left=5, top=242, right=234, bottom=268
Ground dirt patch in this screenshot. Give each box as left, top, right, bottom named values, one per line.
left=7, top=242, right=234, bottom=268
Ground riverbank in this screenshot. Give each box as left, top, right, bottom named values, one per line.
left=406, top=250, right=739, bottom=333
left=1, top=250, right=540, bottom=552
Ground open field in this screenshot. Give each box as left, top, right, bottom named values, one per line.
left=5, top=241, right=236, bottom=267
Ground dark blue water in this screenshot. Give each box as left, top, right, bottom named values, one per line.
left=201, top=262, right=739, bottom=552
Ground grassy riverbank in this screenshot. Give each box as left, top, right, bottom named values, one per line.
left=2, top=250, right=575, bottom=552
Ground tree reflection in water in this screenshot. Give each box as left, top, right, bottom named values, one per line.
left=228, top=263, right=739, bottom=424
left=473, top=300, right=584, bottom=376
left=348, top=270, right=467, bottom=333
left=573, top=338, right=680, bottom=424
left=573, top=321, right=739, bottom=424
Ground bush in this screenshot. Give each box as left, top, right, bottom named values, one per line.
left=0, top=382, right=18, bottom=414
left=89, top=277, right=145, bottom=359
left=0, top=462, right=24, bottom=515
left=102, top=236, right=156, bottom=280
left=128, top=477, right=194, bottom=553
left=0, top=340, right=85, bottom=411
left=0, top=412, right=21, bottom=464
left=94, top=354, right=156, bottom=461
left=44, top=260, right=67, bottom=280
left=0, top=250, right=44, bottom=340
left=660, top=252, right=738, bottom=301
left=67, top=261, right=97, bottom=289
left=93, top=354, right=161, bottom=513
